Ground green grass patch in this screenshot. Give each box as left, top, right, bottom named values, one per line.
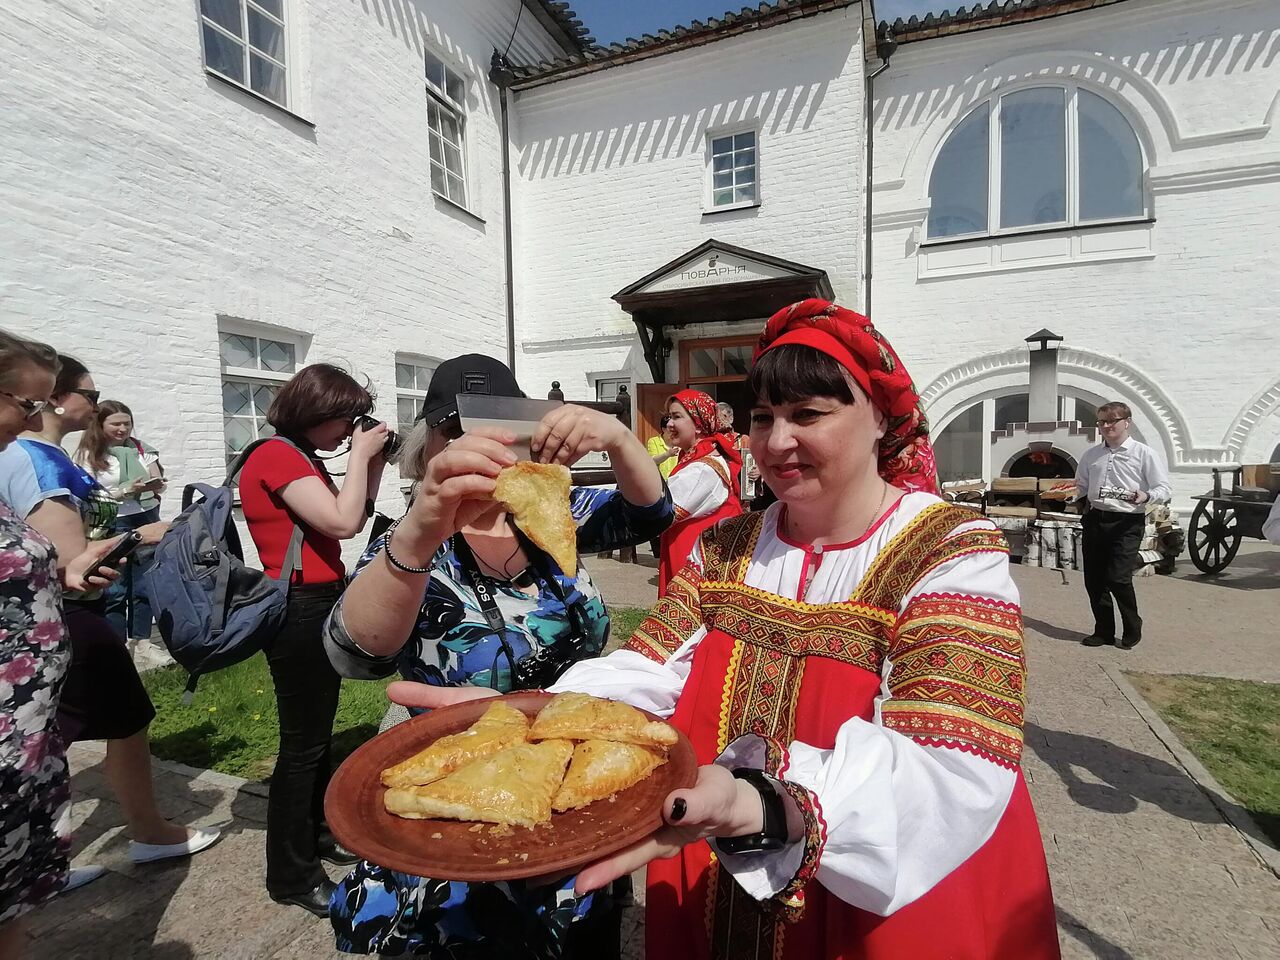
left=142, top=607, right=651, bottom=781
left=1127, top=672, right=1280, bottom=847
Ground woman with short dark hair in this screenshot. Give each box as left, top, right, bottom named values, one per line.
left=238, top=362, right=389, bottom=915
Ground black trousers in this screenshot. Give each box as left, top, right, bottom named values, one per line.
left=264, top=583, right=343, bottom=897
left=1081, top=509, right=1145, bottom=641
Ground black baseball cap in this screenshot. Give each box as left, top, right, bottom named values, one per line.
left=420, top=354, right=525, bottom=427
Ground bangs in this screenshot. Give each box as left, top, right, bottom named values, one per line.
left=749, top=344, right=856, bottom=406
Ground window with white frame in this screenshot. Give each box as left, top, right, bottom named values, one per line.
left=594, top=377, right=630, bottom=403
left=199, top=0, right=289, bottom=107
left=425, top=52, right=467, bottom=207
left=708, top=131, right=757, bottom=209
left=927, top=85, right=1145, bottom=240
left=219, top=329, right=298, bottom=468
left=395, top=358, right=439, bottom=436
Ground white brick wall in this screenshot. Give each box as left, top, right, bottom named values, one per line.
left=511, top=6, right=868, bottom=398
left=870, top=0, right=1280, bottom=509
left=0, top=0, right=564, bottom=559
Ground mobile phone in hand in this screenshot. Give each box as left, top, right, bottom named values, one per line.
left=95, top=531, right=143, bottom=575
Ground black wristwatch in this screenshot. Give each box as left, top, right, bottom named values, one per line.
left=714, top=768, right=789, bottom=855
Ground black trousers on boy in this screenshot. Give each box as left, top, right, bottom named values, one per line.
left=1081, top=508, right=1145, bottom=642
left=264, top=582, right=343, bottom=898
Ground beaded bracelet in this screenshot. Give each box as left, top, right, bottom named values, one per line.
left=382, top=517, right=433, bottom=575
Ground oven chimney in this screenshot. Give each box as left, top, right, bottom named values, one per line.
left=1025, top=329, right=1064, bottom=423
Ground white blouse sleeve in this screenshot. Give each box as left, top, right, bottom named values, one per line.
left=712, top=535, right=1024, bottom=917
left=668, top=461, right=729, bottom=521
left=547, top=627, right=704, bottom=718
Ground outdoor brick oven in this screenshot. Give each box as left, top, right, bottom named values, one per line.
left=989, top=330, right=1097, bottom=481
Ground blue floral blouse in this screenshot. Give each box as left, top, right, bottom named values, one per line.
left=325, top=485, right=671, bottom=691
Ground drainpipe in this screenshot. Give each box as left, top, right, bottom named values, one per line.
left=863, top=28, right=896, bottom=319
left=489, top=51, right=517, bottom=372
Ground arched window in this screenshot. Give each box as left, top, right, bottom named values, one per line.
left=927, top=85, right=1145, bottom=240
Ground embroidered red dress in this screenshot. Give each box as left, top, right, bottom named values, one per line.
left=553, top=495, right=1060, bottom=960
left=659, top=450, right=741, bottom=595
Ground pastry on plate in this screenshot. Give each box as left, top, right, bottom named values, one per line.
left=380, top=701, right=530, bottom=789
left=552, top=739, right=668, bottom=812
left=384, top=739, right=574, bottom=828
left=528, top=692, right=678, bottom=748
left=492, top=461, right=577, bottom=574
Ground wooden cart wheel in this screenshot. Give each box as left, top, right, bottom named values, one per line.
left=1189, top=499, right=1242, bottom=574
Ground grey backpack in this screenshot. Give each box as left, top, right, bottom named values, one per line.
left=144, top=438, right=304, bottom=697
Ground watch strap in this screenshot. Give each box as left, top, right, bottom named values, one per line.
left=714, top=768, right=788, bottom=854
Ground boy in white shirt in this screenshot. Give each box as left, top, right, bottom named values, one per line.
left=1074, top=401, right=1171, bottom=649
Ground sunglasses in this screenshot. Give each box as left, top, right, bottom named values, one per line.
left=1095, top=417, right=1127, bottom=427
left=69, top=388, right=101, bottom=405
left=0, top=390, right=49, bottom=417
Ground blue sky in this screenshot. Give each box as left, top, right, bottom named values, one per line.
left=570, top=1, right=938, bottom=45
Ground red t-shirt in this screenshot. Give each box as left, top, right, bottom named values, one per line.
left=239, top=438, right=344, bottom=585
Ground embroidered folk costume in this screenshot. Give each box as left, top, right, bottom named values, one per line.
left=553, top=301, right=1059, bottom=959
left=659, top=389, right=743, bottom=594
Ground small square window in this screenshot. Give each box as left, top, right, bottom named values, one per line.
left=425, top=52, right=468, bottom=208
left=395, top=358, right=439, bottom=436
left=200, top=0, right=289, bottom=107
left=218, top=326, right=298, bottom=468
left=708, top=131, right=759, bottom=209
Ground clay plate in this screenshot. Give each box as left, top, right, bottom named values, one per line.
left=324, top=692, right=697, bottom=881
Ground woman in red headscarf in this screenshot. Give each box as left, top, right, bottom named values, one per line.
left=556, top=300, right=1059, bottom=959
left=657, top=389, right=742, bottom=594
left=394, top=300, right=1059, bottom=959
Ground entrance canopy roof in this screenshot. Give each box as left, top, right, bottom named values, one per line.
left=613, top=239, right=833, bottom=379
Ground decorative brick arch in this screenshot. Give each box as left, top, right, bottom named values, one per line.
left=1224, top=377, right=1280, bottom=461
left=920, top=346, right=1231, bottom=468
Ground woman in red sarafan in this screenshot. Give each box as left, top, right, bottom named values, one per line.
left=658, top=389, right=742, bottom=595
left=552, top=299, right=1061, bottom=959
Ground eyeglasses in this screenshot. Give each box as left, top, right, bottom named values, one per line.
left=69, top=388, right=101, bottom=405
left=0, top=390, right=49, bottom=417
left=1095, top=418, right=1128, bottom=427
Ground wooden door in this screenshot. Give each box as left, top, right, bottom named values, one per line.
left=636, top=383, right=679, bottom=445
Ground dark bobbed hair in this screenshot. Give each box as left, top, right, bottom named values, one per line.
left=75, top=399, right=134, bottom=474
left=0, top=329, right=60, bottom=389
left=266, top=363, right=374, bottom=438
left=53, top=354, right=90, bottom=397
left=748, top=344, right=856, bottom=406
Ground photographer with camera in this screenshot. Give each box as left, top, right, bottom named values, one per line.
left=238, top=363, right=388, bottom=916
left=317, top=354, right=672, bottom=955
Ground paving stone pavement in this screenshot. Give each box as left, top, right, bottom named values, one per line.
left=26, top=548, right=1280, bottom=958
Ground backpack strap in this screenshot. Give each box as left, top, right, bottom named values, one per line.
left=226, top=436, right=309, bottom=588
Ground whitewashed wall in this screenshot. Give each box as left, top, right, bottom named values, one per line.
left=511, top=5, right=867, bottom=400
left=870, top=0, right=1280, bottom=508
left=0, top=0, right=565, bottom=559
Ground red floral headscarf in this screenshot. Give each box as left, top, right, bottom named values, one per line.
left=753, top=299, right=939, bottom=494
left=668, top=388, right=743, bottom=490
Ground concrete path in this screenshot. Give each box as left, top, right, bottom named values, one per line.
left=27, top=549, right=1280, bottom=958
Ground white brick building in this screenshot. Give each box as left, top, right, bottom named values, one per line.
left=2, top=0, right=1277, bottom=516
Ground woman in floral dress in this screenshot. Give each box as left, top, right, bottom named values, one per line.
left=0, top=331, right=121, bottom=959
left=322, top=354, right=672, bottom=957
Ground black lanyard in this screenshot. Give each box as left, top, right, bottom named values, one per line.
left=450, top=528, right=590, bottom=669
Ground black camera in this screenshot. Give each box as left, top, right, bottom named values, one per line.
left=509, top=636, right=586, bottom=690
left=354, top=415, right=404, bottom=464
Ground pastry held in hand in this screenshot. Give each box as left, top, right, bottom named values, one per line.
left=380, top=701, right=529, bottom=789
left=383, top=739, right=574, bottom=828
left=492, top=461, right=578, bottom=574
left=552, top=740, right=668, bottom=812
left=528, top=692, right=679, bottom=748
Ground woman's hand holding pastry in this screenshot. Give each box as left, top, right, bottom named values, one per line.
left=532, top=404, right=633, bottom=467
left=404, top=428, right=518, bottom=545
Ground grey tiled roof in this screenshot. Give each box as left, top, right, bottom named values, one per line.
left=511, top=1, right=856, bottom=88
left=877, top=0, right=1132, bottom=44
left=534, top=1, right=595, bottom=52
